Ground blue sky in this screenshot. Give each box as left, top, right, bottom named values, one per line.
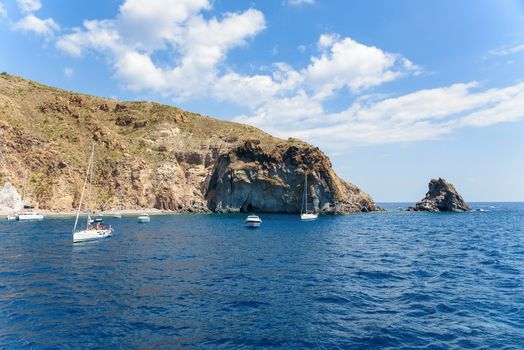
left=1, top=0, right=523, bottom=201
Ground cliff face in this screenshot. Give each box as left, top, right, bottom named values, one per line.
left=0, top=74, right=380, bottom=213
left=408, top=178, right=471, bottom=212
left=206, top=140, right=381, bottom=213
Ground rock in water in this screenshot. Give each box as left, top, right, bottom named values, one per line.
left=408, top=178, right=471, bottom=212
left=0, top=182, right=23, bottom=211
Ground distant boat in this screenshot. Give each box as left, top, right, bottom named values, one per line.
left=245, top=214, right=262, bottom=228
left=137, top=214, right=150, bottom=223
left=72, top=144, right=113, bottom=243
left=6, top=214, right=17, bottom=221
left=244, top=191, right=262, bottom=228
left=17, top=211, right=44, bottom=220
left=16, top=171, right=44, bottom=220
left=112, top=213, right=122, bottom=219
left=300, top=171, right=318, bottom=220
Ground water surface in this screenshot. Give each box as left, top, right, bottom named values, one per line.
left=1, top=203, right=523, bottom=349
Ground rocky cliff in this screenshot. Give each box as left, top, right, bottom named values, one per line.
left=0, top=74, right=380, bottom=213
left=408, top=178, right=471, bottom=212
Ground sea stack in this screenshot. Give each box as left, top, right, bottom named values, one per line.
left=408, top=178, right=471, bottom=212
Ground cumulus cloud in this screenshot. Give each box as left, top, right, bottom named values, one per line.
left=57, top=0, right=265, bottom=99
left=52, top=0, right=524, bottom=151
left=14, top=14, right=59, bottom=37
left=17, top=0, right=41, bottom=13
left=237, top=81, right=524, bottom=150
left=0, top=2, right=7, bottom=17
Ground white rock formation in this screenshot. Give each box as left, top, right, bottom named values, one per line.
left=0, top=182, right=23, bottom=212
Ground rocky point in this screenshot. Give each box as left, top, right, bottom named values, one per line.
left=408, top=178, right=471, bottom=212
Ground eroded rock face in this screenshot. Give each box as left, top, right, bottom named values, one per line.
left=408, top=178, right=471, bottom=212
left=206, top=140, right=382, bottom=214
left=0, top=182, right=23, bottom=212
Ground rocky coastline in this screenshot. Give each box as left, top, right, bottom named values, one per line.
left=0, top=74, right=381, bottom=214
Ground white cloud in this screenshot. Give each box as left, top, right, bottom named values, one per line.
left=236, top=81, right=524, bottom=150
left=0, top=2, right=7, bottom=17
left=488, top=43, right=524, bottom=57
left=305, top=36, right=409, bottom=97
left=52, top=1, right=524, bottom=152
left=288, top=0, right=314, bottom=5
left=57, top=1, right=265, bottom=99
left=14, top=14, right=59, bottom=37
left=64, top=67, right=73, bottom=78
left=17, top=0, right=41, bottom=13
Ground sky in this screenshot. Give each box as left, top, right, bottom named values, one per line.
left=0, top=0, right=523, bottom=202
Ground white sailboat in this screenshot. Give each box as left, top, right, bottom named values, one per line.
left=73, top=144, right=113, bottom=243
left=300, top=172, right=318, bottom=220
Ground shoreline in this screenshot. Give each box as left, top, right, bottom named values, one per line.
left=0, top=208, right=175, bottom=217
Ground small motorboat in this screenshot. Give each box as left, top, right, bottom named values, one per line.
left=112, top=213, right=122, bottom=219
left=17, top=211, right=45, bottom=220
left=137, top=214, right=150, bottom=223
left=6, top=214, right=17, bottom=221
left=245, top=214, right=262, bottom=228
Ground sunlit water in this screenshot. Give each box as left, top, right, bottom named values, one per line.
left=1, top=203, right=523, bottom=349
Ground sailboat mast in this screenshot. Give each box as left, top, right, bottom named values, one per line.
left=304, top=172, right=308, bottom=213
left=87, top=144, right=95, bottom=228
left=73, top=144, right=94, bottom=233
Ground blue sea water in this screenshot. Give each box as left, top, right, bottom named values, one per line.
left=1, top=203, right=523, bottom=349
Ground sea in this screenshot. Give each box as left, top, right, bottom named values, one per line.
left=1, top=203, right=523, bottom=349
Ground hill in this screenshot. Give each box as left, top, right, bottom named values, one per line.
left=0, top=73, right=381, bottom=213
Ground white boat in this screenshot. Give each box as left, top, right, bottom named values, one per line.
left=300, top=213, right=318, bottom=220
left=6, top=214, right=17, bottom=221
left=112, top=213, right=122, bottom=219
left=17, top=211, right=45, bottom=220
left=245, top=214, right=262, bottom=228
left=300, top=172, right=318, bottom=220
left=72, top=144, right=113, bottom=243
left=137, top=214, right=150, bottom=223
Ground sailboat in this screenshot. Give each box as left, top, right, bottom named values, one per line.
left=300, top=171, right=318, bottom=220
left=73, top=144, right=113, bottom=243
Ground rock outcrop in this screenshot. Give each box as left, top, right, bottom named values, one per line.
left=408, top=178, right=471, bottom=212
left=206, top=140, right=381, bottom=214
left=0, top=182, right=23, bottom=212
left=0, top=74, right=381, bottom=213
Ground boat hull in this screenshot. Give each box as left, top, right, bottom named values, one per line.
left=73, top=228, right=113, bottom=243
left=137, top=216, right=150, bottom=223
left=17, top=214, right=45, bottom=220
left=301, top=213, right=318, bottom=220
left=245, top=221, right=261, bottom=228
